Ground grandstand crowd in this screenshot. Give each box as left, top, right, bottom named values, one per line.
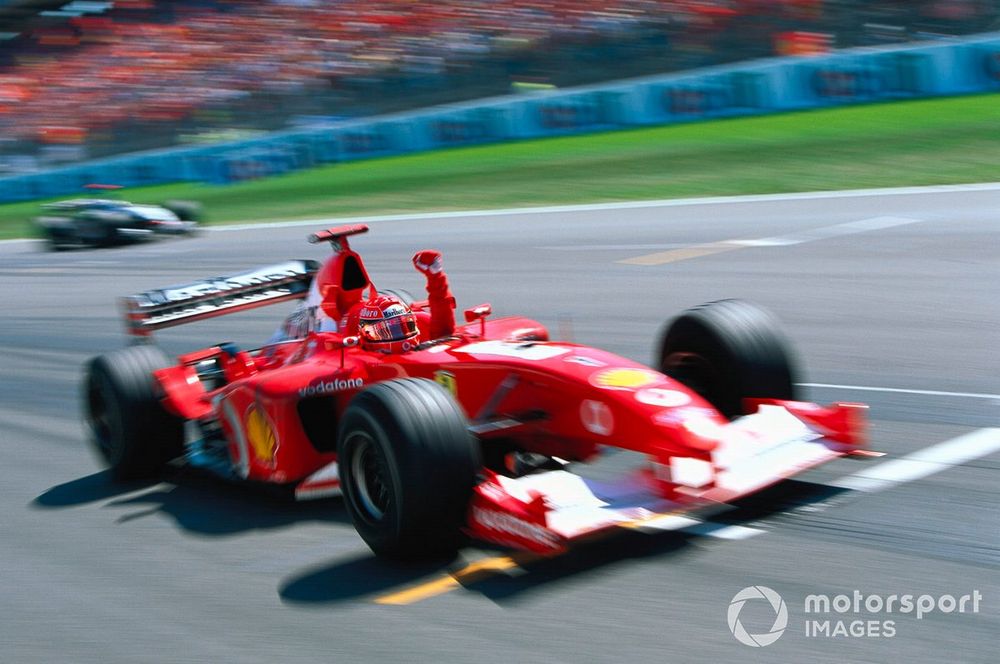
left=0, top=0, right=995, bottom=170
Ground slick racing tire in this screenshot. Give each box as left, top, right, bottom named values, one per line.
left=84, top=345, right=183, bottom=480
left=34, top=216, right=74, bottom=251
left=78, top=211, right=127, bottom=247
left=162, top=200, right=203, bottom=223
left=657, top=299, right=799, bottom=419
left=337, top=378, right=480, bottom=559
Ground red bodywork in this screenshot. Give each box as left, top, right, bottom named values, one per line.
left=132, top=224, right=868, bottom=554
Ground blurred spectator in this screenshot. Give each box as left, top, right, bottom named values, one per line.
left=0, top=0, right=996, bottom=167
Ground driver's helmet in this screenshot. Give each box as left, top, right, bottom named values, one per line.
left=358, top=294, right=419, bottom=353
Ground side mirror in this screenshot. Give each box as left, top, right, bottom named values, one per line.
left=464, top=303, right=492, bottom=323
left=321, top=334, right=359, bottom=351
left=464, top=303, right=492, bottom=337
left=320, top=334, right=360, bottom=368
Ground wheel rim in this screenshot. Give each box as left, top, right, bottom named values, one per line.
left=349, top=433, right=391, bottom=523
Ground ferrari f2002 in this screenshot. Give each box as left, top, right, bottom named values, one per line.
left=84, top=224, right=868, bottom=558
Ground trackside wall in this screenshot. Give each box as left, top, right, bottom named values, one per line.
left=2, top=32, right=999, bottom=202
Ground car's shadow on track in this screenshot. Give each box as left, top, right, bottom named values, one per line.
left=280, top=555, right=455, bottom=604
left=278, top=478, right=853, bottom=606
left=33, top=469, right=155, bottom=507
left=32, top=467, right=352, bottom=536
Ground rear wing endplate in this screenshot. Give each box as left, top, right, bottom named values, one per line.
left=122, top=259, right=319, bottom=337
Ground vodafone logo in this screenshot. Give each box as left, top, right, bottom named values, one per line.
left=580, top=400, right=613, bottom=436
left=298, top=377, right=363, bottom=397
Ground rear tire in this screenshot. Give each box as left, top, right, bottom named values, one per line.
left=337, top=378, right=480, bottom=559
left=163, top=200, right=202, bottom=222
left=34, top=216, right=74, bottom=251
left=84, top=345, right=183, bottom=480
left=657, top=299, right=799, bottom=419
left=78, top=211, right=126, bottom=247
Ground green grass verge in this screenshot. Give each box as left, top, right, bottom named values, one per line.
left=3, top=93, right=999, bottom=240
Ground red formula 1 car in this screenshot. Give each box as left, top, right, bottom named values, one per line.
left=84, top=224, right=868, bottom=558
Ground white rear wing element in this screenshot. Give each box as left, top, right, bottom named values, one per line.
left=122, top=260, right=319, bottom=337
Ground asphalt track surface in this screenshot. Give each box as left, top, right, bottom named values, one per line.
left=2, top=185, right=998, bottom=663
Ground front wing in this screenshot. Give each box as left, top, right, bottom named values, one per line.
left=465, top=400, right=867, bottom=554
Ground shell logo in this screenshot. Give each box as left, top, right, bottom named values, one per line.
left=246, top=407, right=277, bottom=465
left=590, top=367, right=661, bottom=391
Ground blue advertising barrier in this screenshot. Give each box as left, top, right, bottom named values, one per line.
left=2, top=32, right=999, bottom=202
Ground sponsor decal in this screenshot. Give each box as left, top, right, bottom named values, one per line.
left=471, top=506, right=559, bottom=548
left=564, top=355, right=606, bottom=368
left=433, top=370, right=458, bottom=397
left=359, top=306, right=381, bottom=319
left=381, top=304, right=407, bottom=318
left=453, top=340, right=570, bottom=361
left=652, top=406, right=717, bottom=427
left=635, top=387, right=690, bottom=408
left=149, top=262, right=310, bottom=305
left=590, top=367, right=660, bottom=391
left=298, top=376, right=363, bottom=397
left=580, top=399, right=614, bottom=436
left=245, top=407, right=277, bottom=466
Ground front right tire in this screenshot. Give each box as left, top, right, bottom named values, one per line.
left=657, top=299, right=799, bottom=419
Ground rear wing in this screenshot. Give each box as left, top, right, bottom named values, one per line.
left=122, top=260, right=319, bottom=337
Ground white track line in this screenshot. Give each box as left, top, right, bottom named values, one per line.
left=801, top=383, right=1000, bottom=401
left=830, top=428, right=1000, bottom=493
left=682, top=522, right=764, bottom=540
left=5, top=181, right=999, bottom=244
left=632, top=514, right=766, bottom=540
left=732, top=216, right=922, bottom=246
left=206, top=181, right=1000, bottom=232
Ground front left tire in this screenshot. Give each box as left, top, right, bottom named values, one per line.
left=337, top=378, right=480, bottom=559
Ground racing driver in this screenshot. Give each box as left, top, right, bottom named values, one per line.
left=270, top=248, right=456, bottom=349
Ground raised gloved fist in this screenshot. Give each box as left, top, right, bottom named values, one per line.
left=412, top=250, right=443, bottom=275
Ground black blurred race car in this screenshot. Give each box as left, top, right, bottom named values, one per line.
left=35, top=185, right=200, bottom=249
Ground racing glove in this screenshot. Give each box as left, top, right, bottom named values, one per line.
left=412, top=249, right=455, bottom=339
left=412, top=250, right=444, bottom=275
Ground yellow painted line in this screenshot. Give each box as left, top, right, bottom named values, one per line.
left=617, top=241, right=742, bottom=266
left=374, top=556, right=522, bottom=605
left=619, top=510, right=696, bottom=531
left=374, top=575, right=462, bottom=605
left=372, top=512, right=700, bottom=605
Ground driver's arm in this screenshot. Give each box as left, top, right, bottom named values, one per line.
left=412, top=250, right=455, bottom=339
